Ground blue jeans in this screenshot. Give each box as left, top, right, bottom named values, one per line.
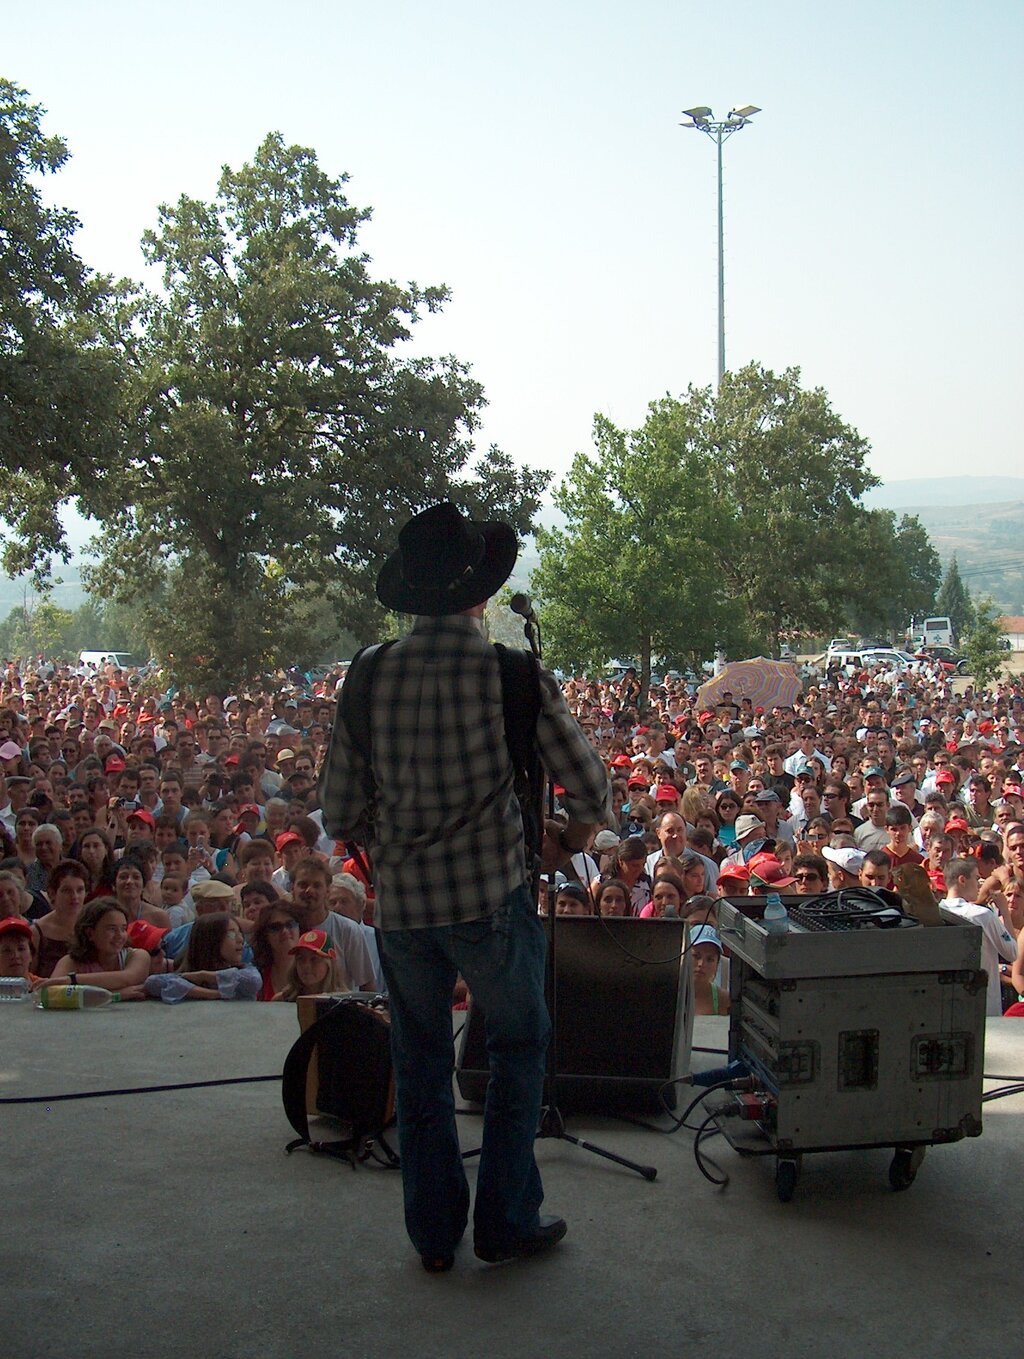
left=378, top=883, right=550, bottom=1258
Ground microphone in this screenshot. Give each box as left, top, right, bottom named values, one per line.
left=509, top=593, right=537, bottom=625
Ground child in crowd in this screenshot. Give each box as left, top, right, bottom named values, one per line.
left=144, top=912, right=260, bottom=1002
left=273, top=928, right=343, bottom=1001
left=159, top=871, right=191, bottom=928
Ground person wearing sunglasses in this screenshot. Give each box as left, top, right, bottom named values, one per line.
left=792, top=854, right=829, bottom=896
left=854, top=790, right=891, bottom=853
left=250, top=902, right=302, bottom=1000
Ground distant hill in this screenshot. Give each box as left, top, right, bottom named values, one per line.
left=4, top=476, right=1024, bottom=617
left=863, top=476, right=1024, bottom=510
left=860, top=477, right=1024, bottom=613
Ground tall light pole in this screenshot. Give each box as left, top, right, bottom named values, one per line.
left=680, top=105, right=760, bottom=386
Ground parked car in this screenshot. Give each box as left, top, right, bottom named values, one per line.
left=914, top=645, right=969, bottom=675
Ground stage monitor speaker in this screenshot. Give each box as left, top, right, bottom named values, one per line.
left=455, top=917, right=693, bottom=1115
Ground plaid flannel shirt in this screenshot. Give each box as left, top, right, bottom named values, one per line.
left=318, top=614, right=610, bottom=931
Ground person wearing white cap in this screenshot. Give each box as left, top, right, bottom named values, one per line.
left=690, top=925, right=729, bottom=1016
left=822, top=845, right=865, bottom=890
left=721, top=813, right=769, bottom=867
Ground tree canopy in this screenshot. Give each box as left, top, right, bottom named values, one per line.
left=75, top=133, right=546, bottom=689
left=533, top=396, right=743, bottom=698
left=535, top=364, right=940, bottom=687
left=0, top=79, right=122, bottom=577
left=961, top=598, right=1006, bottom=691
left=935, top=555, right=975, bottom=640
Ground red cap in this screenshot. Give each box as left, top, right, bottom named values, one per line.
left=945, top=817, right=970, bottom=833
left=717, top=862, right=751, bottom=883
left=289, top=928, right=336, bottom=960
left=611, top=755, right=633, bottom=768
left=127, top=808, right=156, bottom=829
left=105, top=756, right=126, bottom=773
left=747, top=853, right=797, bottom=888
left=126, top=920, right=168, bottom=952
left=698, top=711, right=714, bottom=724
left=935, top=770, right=956, bottom=785
left=627, top=776, right=649, bottom=790
left=112, top=705, right=130, bottom=717
left=225, top=754, right=240, bottom=766
left=655, top=785, right=679, bottom=802
left=0, top=915, right=33, bottom=940
left=275, top=830, right=304, bottom=851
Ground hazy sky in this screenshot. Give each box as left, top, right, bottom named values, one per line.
left=8, top=0, right=1023, bottom=509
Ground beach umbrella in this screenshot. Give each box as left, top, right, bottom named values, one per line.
left=696, top=657, right=803, bottom=713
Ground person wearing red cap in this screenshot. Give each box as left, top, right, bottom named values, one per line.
left=746, top=853, right=797, bottom=893
left=273, top=927, right=343, bottom=1001
left=0, top=915, right=40, bottom=985
left=716, top=862, right=751, bottom=897
left=271, top=829, right=310, bottom=894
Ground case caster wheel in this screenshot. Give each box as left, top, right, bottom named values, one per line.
left=775, top=1157, right=800, bottom=1202
left=888, top=1146, right=925, bottom=1192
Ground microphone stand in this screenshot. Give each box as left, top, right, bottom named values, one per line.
left=518, top=609, right=657, bottom=1182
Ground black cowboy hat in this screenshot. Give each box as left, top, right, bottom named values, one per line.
left=375, top=502, right=518, bottom=616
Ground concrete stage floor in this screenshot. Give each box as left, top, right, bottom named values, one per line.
left=3, top=1001, right=1021, bottom=1359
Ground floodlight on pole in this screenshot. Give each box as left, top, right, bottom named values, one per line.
left=679, top=104, right=761, bottom=385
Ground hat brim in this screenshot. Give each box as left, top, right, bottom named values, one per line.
left=376, top=520, right=518, bottom=616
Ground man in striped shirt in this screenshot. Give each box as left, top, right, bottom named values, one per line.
left=319, top=503, right=610, bottom=1274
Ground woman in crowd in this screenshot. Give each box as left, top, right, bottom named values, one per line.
left=714, top=789, right=742, bottom=850
left=72, top=827, right=117, bottom=901
left=144, top=913, right=260, bottom=1002
left=554, top=882, right=592, bottom=916
left=0, top=868, right=36, bottom=920
left=273, top=927, right=343, bottom=1001
left=42, top=897, right=150, bottom=994
left=114, top=854, right=171, bottom=928
left=639, top=870, right=685, bottom=919
left=251, top=901, right=302, bottom=1000
left=691, top=925, right=730, bottom=1016
left=594, top=878, right=630, bottom=917
left=32, top=860, right=89, bottom=977
left=801, top=816, right=833, bottom=854
left=680, top=786, right=710, bottom=829
left=594, top=836, right=651, bottom=915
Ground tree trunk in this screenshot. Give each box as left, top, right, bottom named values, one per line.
left=639, top=633, right=652, bottom=717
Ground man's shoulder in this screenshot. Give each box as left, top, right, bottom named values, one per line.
left=322, top=911, right=363, bottom=941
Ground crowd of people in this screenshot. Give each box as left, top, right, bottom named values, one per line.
left=1, top=645, right=1023, bottom=1018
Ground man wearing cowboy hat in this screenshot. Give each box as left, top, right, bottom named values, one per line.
left=319, top=502, right=610, bottom=1274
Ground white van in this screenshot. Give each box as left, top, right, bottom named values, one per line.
left=78, top=651, right=137, bottom=672
left=923, top=616, right=955, bottom=648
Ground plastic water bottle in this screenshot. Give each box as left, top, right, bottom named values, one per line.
left=0, top=977, right=32, bottom=1002
left=37, top=984, right=120, bottom=1010
left=762, top=891, right=790, bottom=936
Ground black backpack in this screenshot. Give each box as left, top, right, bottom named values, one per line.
left=282, top=996, right=398, bottom=1168
left=336, top=639, right=544, bottom=869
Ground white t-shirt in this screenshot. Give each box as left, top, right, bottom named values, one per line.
left=941, top=897, right=1018, bottom=1016
left=316, top=911, right=375, bottom=991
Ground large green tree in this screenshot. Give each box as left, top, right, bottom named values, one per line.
left=535, top=366, right=920, bottom=677
left=847, top=511, right=941, bottom=638
left=0, top=79, right=122, bottom=577
left=85, top=133, right=547, bottom=689
left=961, top=598, right=1006, bottom=691
left=935, top=555, right=975, bottom=640
left=532, top=395, right=743, bottom=700
left=710, top=363, right=879, bottom=656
